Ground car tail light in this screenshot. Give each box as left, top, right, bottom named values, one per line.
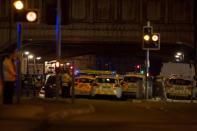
left=40, top=91, right=45, bottom=94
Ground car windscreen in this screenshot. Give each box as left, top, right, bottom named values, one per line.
left=124, top=77, right=143, bottom=82
left=96, top=78, right=117, bottom=83
left=169, top=79, right=191, bottom=85
left=75, top=78, right=94, bottom=83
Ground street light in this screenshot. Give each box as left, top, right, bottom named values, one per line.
left=174, top=51, right=184, bottom=62
left=176, top=52, right=183, bottom=56
left=24, top=51, right=29, bottom=55
left=28, top=55, right=34, bottom=59
left=175, top=55, right=180, bottom=58
left=66, top=62, right=70, bottom=66
left=36, top=56, right=41, bottom=60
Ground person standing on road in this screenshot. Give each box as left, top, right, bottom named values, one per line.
left=2, top=51, right=16, bottom=104
left=61, top=69, right=72, bottom=98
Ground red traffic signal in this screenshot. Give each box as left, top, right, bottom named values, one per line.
left=55, top=60, right=60, bottom=68
left=136, top=65, right=141, bottom=69
left=55, top=60, right=60, bottom=73
left=69, top=65, right=74, bottom=70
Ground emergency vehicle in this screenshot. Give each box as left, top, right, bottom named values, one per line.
left=165, top=75, right=193, bottom=99
left=74, top=76, right=95, bottom=96
left=121, top=73, right=146, bottom=97
left=91, top=75, right=122, bottom=98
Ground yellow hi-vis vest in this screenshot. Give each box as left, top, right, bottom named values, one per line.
left=61, top=73, right=72, bottom=86
left=3, top=58, right=16, bottom=82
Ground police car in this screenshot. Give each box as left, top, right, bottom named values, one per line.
left=121, top=73, right=147, bottom=98
left=91, top=75, right=122, bottom=99
left=165, top=75, right=194, bottom=99
left=73, top=76, right=95, bottom=96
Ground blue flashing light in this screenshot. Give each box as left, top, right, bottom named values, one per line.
left=112, top=71, right=116, bottom=76
left=75, top=70, right=79, bottom=75
left=56, top=7, right=59, bottom=46
left=17, top=23, right=20, bottom=50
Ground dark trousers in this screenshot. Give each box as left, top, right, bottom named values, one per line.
left=3, top=82, right=15, bottom=104
left=62, top=86, right=70, bottom=98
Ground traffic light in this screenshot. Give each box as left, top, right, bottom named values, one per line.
left=13, top=0, right=39, bottom=23
left=140, top=69, right=144, bottom=74
left=143, top=33, right=160, bottom=50
left=142, top=26, right=160, bottom=50
left=136, top=65, right=145, bottom=74
left=136, top=65, right=141, bottom=73
left=136, top=65, right=141, bottom=69
left=55, top=60, right=60, bottom=73
left=142, top=26, right=153, bottom=50
left=150, top=33, right=160, bottom=50
left=69, top=65, right=74, bottom=70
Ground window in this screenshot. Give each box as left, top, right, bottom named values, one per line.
left=75, top=78, right=94, bottom=83
left=169, top=79, right=191, bottom=85
left=96, top=78, right=117, bottom=83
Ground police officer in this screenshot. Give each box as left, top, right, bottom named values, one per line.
left=2, top=51, right=16, bottom=104
left=61, top=69, right=72, bottom=98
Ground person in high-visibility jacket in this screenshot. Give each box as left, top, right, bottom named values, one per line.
left=61, top=70, right=72, bottom=98
left=2, top=52, right=16, bottom=104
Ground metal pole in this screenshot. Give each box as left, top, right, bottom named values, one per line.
left=194, top=0, right=197, bottom=89
left=8, top=0, right=12, bottom=47
left=146, top=49, right=150, bottom=99
left=71, top=60, right=75, bottom=104
left=145, top=21, right=151, bottom=100
left=56, top=0, right=61, bottom=100
left=16, top=23, right=22, bottom=104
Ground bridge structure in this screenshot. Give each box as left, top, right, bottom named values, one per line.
left=0, top=0, right=195, bottom=62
